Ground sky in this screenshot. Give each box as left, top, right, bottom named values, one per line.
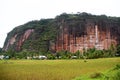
left=0, top=0, right=120, bottom=48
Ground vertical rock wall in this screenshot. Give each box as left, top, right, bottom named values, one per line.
left=55, top=20, right=117, bottom=53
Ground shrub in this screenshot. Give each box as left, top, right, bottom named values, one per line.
left=90, top=72, right=102, bottom=78
left=113, top=64, right=120, bottom=70
left=46, top=53, right=56, bottom=60
left=112, top=70, right=120, bottom=80
left=103, top=64, right=120, bottom=80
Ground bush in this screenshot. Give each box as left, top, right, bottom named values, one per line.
left=56, top=50, right=72, bottom=59
left=112, top=64, right=120, bottom=80
left=113, top=64, right=120, bottom=70
left=47, top=51, right=55, bottom=59
left=90, top=72, right=102, bottom=78
left=116, top=45, right=120, bottom=57
left=85, top=48, right=104, bottom=59
left=112, top=70, right=120, bottom=80
left=103, top=64, right=120, bottom=80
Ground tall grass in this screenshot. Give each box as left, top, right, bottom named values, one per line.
left=0, top=58, right=120, bottom=80
left=103, top=64, right=120, bottom=80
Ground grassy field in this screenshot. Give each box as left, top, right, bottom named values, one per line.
left=0, top=58, right=120, bottom=80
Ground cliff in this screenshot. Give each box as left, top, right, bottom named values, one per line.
left=3, top=13, right=120, bottom=53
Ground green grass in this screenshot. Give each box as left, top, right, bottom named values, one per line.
left=0, top=57, right=120, bottom=80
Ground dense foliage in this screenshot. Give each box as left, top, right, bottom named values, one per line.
left=2, top=45, right=120, bottom=59
left=74, top=64, right=120, bottom=80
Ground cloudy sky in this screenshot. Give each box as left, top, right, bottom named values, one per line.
left=0, top=0, right=120, bottom=47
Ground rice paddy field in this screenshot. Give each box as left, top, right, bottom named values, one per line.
left=0, top=57, right=120, bottom=80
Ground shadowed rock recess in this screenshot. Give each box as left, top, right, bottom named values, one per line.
left=3, top=13, right=120, bottom=53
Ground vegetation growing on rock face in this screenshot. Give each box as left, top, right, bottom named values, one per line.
left=2, top=12, right=120, bottom=59
left=21, top=19, right=58, bottom=53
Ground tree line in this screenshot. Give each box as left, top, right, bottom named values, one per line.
left=0, top=44, right=120, bottom=60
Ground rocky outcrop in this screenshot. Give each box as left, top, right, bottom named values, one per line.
left=54, top=21, right=118, bottom=53
left=3, top=29, right=34, bottom=51
left=16, top=29, right=34, bottom=51
left=3, top=13, right=120, bottom=53
left=3, top=34, right=17, bottom=51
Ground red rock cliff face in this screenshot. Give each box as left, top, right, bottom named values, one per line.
left=16, top=29, right=34, bottom=51
left=3, top=29, right=34, bottom=51
left=54, top=21, right=118, bottom=53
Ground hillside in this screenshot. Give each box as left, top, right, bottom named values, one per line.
left=3, top=12, right=120, bottom=53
